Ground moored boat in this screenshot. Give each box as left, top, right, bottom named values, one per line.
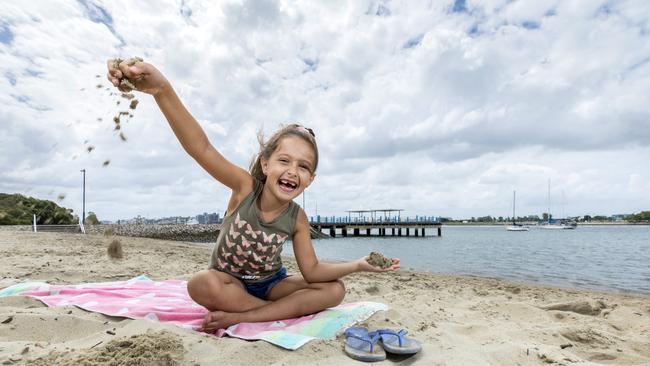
left=506, top=191, right=529, bottom=232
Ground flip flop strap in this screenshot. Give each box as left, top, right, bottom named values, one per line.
left=378, top=329, right=408, bottom=346
left=347, top=333, right=379, bottom=352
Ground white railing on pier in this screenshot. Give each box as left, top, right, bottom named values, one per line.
left=308, top=215, right=441, bottom=224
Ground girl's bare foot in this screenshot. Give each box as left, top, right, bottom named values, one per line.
left=201, top=311, right=239, bottom=332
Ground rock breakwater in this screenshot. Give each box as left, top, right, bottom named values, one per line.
left=87, top=224, right=220, bottom=243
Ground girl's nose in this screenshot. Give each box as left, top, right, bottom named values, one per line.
left=287, top=164, right=298, bottom=176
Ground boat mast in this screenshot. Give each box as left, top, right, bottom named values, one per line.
left=512, top=190, right=516, bottom=225
left=547, top=179, right=551, bottom=224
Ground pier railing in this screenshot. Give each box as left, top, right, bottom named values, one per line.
left=308, top=216, right=441, bottom=224
left=308, top=215, right=442, bottom=238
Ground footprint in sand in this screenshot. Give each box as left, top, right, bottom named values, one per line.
left=365, top=285, right=380, bottom=295
left=560, top=328, right=615, bottom=347
left=542, top=301, right=607, bottom=316
left=588, top=353, right=618, bottom=361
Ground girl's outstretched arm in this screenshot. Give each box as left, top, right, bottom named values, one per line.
left=292, top=210, right=400, bottom=283
left=106, top=59, right=252, bottom=194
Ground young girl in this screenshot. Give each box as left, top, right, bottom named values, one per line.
left=106, top=59, right=400, bottom=332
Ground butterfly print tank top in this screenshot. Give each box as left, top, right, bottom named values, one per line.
left=209, top=179, right=299, bottom=283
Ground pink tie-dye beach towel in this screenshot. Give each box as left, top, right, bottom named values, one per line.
left=0, top=275, right=387, bottom=350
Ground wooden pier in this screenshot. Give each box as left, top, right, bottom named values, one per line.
left=309, top=209, right=442, bottom=238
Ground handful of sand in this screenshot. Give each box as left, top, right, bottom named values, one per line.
left=367, top=251, right=392, bottom=269
left=112, top=57, right=143, bottom=92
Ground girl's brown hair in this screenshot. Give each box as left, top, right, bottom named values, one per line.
left=249, top=123, right=319, bottom=183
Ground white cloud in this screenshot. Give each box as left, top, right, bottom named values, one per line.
left=1, top=0, right=649, bottom=221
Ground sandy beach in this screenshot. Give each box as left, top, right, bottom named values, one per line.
left=1, top=229, right=649, bottom=365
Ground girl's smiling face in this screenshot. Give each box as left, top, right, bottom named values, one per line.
left=261, top=135, right=316, bottom=201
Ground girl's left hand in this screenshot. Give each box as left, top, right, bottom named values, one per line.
left=357, top=256, right=401, bottom=272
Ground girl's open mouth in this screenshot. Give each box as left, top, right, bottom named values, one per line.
left=278, top=178, right=298, bottom=193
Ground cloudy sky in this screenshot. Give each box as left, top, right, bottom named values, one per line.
left=1, top=0, right=649, bottom=221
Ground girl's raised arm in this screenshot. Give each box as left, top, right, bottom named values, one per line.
left=107, top=59, right=252, bottom=194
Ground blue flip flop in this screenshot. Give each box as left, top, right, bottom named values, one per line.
left=344, top=327, right=386, bottom=362
left=376, top=329, right=422, bottom=355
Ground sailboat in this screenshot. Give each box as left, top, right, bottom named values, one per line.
left=506, top=190, right=529, bottom=231
left=540, top=180, right=577, bottom=230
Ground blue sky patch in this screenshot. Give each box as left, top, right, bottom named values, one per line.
left=180, top=0, right=192, bottom=19
left=597, top=4, right=614, bottom=16
left=367, top=2, right=391, bottom=17
left=11, top=94, right=51, bottom=112
left=452, top=0, right=467, bottom=13
left=0, top=22, right=14, bottom=45
left=403, top=34, right=424, bottom=49
left=76, top=0, right=123, bottom=44
left=522, top=21, right=540, bottom=30
left=78, top=0, right=113, bottom=26
left=5, top=71, right=16, bottom=86
left=468, top=23, right=482, bottom=37
left=376, top=3, right=391, bottom=16
left=25, top=69, right=44, bottom=78
left=13, top=94, right=30, bottom=104
left=626, top=57, right=650, bottom=75
left=302, top=58, right=318, bottom=73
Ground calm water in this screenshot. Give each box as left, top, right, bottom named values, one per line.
left=282, top=225, right=650, bottom=295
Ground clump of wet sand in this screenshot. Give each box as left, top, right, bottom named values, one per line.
left=367, top=251, right=392, bottom=269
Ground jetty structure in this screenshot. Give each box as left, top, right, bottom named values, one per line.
left=308, top=209, right=442, bottom=238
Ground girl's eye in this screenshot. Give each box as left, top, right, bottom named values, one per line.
left=279, top=159, right=289, bottom=163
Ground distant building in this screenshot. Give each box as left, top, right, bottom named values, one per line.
left=197, top=212, right=220, bottom=224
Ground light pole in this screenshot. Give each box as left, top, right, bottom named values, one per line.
left=80, top=169, right=86, bottom=224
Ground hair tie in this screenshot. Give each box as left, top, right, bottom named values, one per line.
left=297, top=126, right=315, bottom=137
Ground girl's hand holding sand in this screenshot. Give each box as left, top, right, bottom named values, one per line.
left=106, top=58, right=169, bottom=96
left=358, top=256, right=401, bottom=272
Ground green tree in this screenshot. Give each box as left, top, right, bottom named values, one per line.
left=85, top=212, right=100, bottom=225
left=630, top=211, right=650, bottom=221
left=0, top=193, right=75, bottom=225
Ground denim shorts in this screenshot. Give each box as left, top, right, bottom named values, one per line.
left=243, top=267, right=289, bottom=300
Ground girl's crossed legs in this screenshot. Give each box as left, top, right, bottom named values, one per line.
left=187, top=269, right=345, bottom=332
